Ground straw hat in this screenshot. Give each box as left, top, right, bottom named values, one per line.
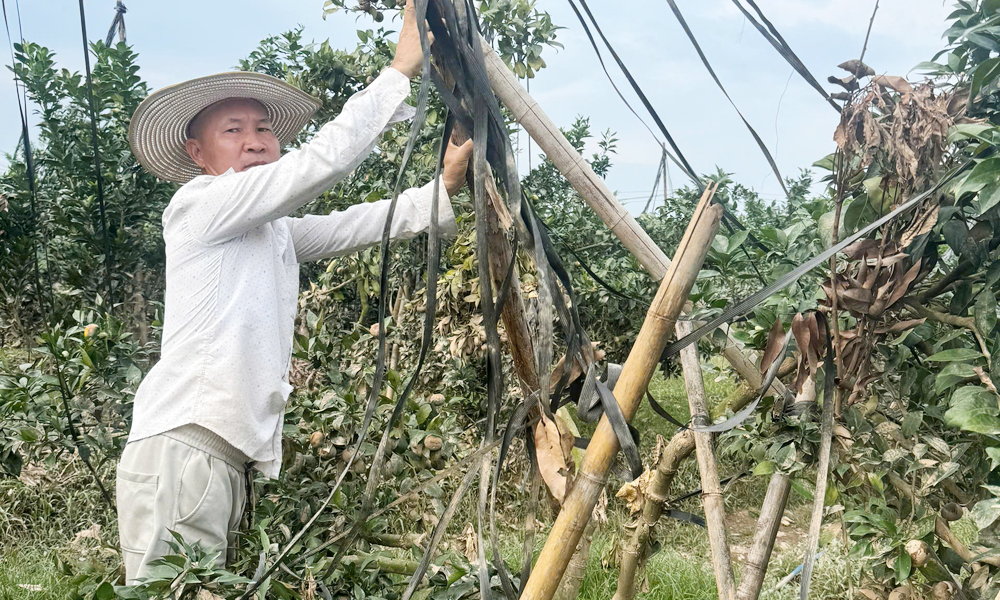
left=128, top=71, right=321, bottom=184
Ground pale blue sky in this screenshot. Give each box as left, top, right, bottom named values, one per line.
left=4, top=1, right=954, bottom=210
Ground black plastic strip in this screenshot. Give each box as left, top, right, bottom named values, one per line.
left=660, top=161, right=970, bottom=362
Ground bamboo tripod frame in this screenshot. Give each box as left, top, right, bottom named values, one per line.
left=519, top=186, right=722, bottom=600
left=480, top=39, right=787, bottom=403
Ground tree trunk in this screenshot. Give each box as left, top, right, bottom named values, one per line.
left=613, top=430, right=694, bottom=600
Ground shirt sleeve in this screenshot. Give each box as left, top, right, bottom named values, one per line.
left=178, top=68, right=413, bottom=245
left=286, top=177, right=458, bottom=264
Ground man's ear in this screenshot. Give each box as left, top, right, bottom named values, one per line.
left=185, top=138, right=207, bottom=170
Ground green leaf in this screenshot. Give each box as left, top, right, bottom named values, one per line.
left=812, top=154, right=835, bottom=171
left=895, top=551, right=912, bottom=582
left=416, top=403, right=432, bottom=425
left=19, top=427, right=39, bottom=443
left=726, top=230, right=748, bottom=255
left=936, top=362, right=977, bottom=393
left=980, top=180, right=1000, bottom=216
left=901, top=412, right=923, bottom=438
left=95, top=582, right=116, bottom=600
left=971, top=56, right=1000, bottom=98
left=971, top=495, right=1000, bottom=529
left=753, top=460, right=776, bottom=476
left=79, top=348, right=94, bottom=369
left=949, top=123, right=994, bottom=143
left=945, top=385, right=1000, bottom=434
left=927, top=348, right=984, bottom=362
left=986, top=447, right=1000, bottom=471
left=976, top=288, right=999, bottom=335
left=956, top=157, right=1000, bottom=199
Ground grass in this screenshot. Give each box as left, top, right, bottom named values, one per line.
left=0, top=549, right=76, bottom=600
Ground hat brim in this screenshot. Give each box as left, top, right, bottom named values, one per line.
left=128, top=72, right=321, bottom=184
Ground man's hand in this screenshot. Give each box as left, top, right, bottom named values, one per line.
left=390, top=0, right=433, bottom=79
left=442, top=138, right=473, bottom=197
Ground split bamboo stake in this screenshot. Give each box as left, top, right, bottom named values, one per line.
left=677, top=318, right=736, bottom=600
left=735, top=373, right=816, bottom=600
left=479, top=38, right=787, bottom=403
left=520, top=185, right=722, bottom=600
left=736, top=472, right=791, bottom=600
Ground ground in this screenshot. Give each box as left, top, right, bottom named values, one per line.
left=0, top=363, right=864, bottom=600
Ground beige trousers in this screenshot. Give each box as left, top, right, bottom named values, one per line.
left=116, top=425, right=249, bottom=584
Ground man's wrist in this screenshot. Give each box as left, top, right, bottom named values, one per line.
left=388, top=62, right=416, bottom=79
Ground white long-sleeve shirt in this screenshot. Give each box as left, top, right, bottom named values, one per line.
left=128, top=67, right=456, bottom=478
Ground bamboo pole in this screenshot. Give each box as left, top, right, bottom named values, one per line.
left=735, top=374, right=816, bottom=600
left=480, top=39, right=787, bottom=403
left=677, top=318, right=736, bottom=600
left=520, top=186, right=722, bottom=600
left=735, top=472, right=791, bottom=600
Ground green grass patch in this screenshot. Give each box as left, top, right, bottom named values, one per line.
left=0, top=548, right=76, bottom=600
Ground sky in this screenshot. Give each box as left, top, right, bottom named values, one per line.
left=1, top=0, right=956, bottom=213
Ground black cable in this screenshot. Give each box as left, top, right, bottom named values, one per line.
left=730, top=0, right=841, bottom=113
left=77, top=0, right=116, bottom=313
left=104, top=1, right=126, bottom=47
left=663, top=0, right=789, bottom=198
left=568, top=0, right=700, bottom=187
left=569, top=0, right=771, bottom=264
left=1, top=0, right=48, bottom=318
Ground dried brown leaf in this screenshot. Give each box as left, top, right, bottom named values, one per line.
left=900, top=203, right=940, bottom=247
left=885, top=260, right=922, bottom=309
left=874, top=319, right=926, bottom=335
left=838, top=59, right=875, bottom=78
left=534, top=412, right=575, bottom=503
left=873, top=74, right=913, bottom=94
left=615, top=469, right=654, bottom=515
left=760, top=320, right=787, bottom=375
left=462, top=522, right=478, bottom=562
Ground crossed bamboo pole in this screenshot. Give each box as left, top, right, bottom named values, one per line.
left=519, top=185, right=722, bottom=600
left=480, top=38, right=787, bottom=402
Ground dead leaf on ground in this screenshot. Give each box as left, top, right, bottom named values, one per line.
left=462, top=522, right=478, bottom=563
left=71, top=524, right=101, bottom=547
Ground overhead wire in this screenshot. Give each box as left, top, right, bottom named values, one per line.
left=76, top=0, right=116, bottom=312
left=729, top=0, right=842, bottom=113
left=663, top=0, right=790, bottom=198
left=1, top=0, right=45, bottom=317
left=568, top=0, right=771, bottom=259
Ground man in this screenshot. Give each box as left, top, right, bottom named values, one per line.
left=119, top=1, right=471, bottom=583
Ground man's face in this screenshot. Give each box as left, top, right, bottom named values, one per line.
left=184, top=98, right=280, bottom=176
